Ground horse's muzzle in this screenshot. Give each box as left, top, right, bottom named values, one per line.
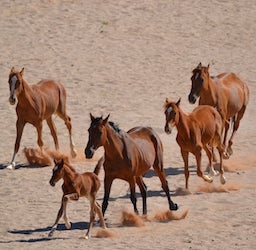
left=188, top=93, right=197, bottom=104
left=49, top=179, right=55, bottom=187
left=9, top=96, right=16, bottom=105
left=164, top=124, right=172, bottom=135
left=85, top=147, right=95, bottom=159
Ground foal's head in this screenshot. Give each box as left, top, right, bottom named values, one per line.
left=164, top=98, right=181, bottom=134
left=8, top=67, right=25, bottom=105
left=85, top=113, right=110, bottom=159
left=188, top=62, right=210, bottom=104
left=49, top=158, right=65, bottom=186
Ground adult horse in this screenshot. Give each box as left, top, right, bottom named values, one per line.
left=188, top=63, right=249, bottom=158
left=164, top=98, right=226, bottom=190
left=84, top=114, right=178, bottom=216
left=7, top=67, right=77, bottom=169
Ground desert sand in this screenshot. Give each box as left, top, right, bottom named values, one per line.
left=0, top=0, right=255, bottom=249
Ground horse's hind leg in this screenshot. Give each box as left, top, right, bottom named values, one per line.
left=129, top=178, right=139, bottom=214
left=227, top=106, right=246, bottom=157
left=203, top=145, right=219, bottom=177
left=136, top=176, right=147, bottom=214
left=217, top=144, right=226, bottom=184
left=153, top=166, right=178, bottom=211
left=46, top=117, right=59, bottom=150
left=57, top=112, right=77, bottom=158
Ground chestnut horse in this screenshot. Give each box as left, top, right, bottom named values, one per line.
left=164, top=98, right=226, bottom=190
left=7, top=67, right=77, bottom=169
left=188, top=63, right=249, bottom=158
left=48, top=157, right=106, bottom=239
left=84, top=114, right=178, bottom=216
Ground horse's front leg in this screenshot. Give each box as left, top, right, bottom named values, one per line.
left=195, top=147, right=213, bottom=183
left=102, top=175, right=114, bottom=216
left=181, top=149, right=190, bottom=189
left=85, top=198, right=97, bottom=239
left=7, top=119, right=26, bottom=169
left=222, top=119, right=230, bottom=159
left=48, top=196, right=67, bottom=237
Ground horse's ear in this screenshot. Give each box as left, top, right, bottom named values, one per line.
left=165, top=97, right=169, bottom=104
left=176, top=98, right=181, bottom=106
left=198, top=62, right=202, bottom=68
left=103, top=114, right=110, bottom=125
left=20, top=67, right=24, bottom=75
left=11, top=67, right=15, bottom=72
left=207, top=64, right=210, bottom=70
left=90, top=113, right=95, bottom=121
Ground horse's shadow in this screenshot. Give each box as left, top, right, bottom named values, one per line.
left=0, top=163, right=47, bottom=170
left=3, top=222, right=89, bottom=243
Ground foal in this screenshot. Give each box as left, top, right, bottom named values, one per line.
left=48, top=157, right=106, bottom=239
left=164, top=98, right=226, bottom=190
left=7, top=67, right=77, bottom=169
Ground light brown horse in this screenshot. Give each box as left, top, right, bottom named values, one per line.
left=164, top=98, right=226, bottom=190
left=84, top=114, right=178, bottom=216
left=188, top=63, right=249, bottom=158
left=7, top=67, right=77, bottom=169
left=48, top=157, right=106, bottom=239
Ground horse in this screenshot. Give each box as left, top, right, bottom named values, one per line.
left=188, top=63, right=249, bottom=159
left=7, top=67, right=77, bottom=169
left=48, top=157, right=106, bottom=239
left=84, top=114, right=178, bottom=216
left=164, top=98, right=226, bottom=190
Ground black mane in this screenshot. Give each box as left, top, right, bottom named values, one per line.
left=109, top=121, right=121, bottom=133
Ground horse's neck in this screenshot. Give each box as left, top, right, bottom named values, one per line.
left=176, top=108, right=190, bottom=138
left=18, top=79, right=38, bottom=111
left=104, top=125, right=124, bottom=160
left=200, top=77, right=218, bottom=105
left=63, top=164, right=77, bottom=184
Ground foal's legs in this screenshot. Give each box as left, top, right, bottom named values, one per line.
left=203, top=145, right=219, bottom=177
left=46, top=116, right=59, bottom=150
left=48, top=196, right=68, bottom=237
left=7, top=119, right=26, bottom=169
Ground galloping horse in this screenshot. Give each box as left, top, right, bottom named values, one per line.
left=7, top=67, right=77, bottom=169
left=188, top=63, right=249, bottom=158
left=48, top=157, right=106, bottom=239
left=164, top=98, right=226, bottom=190
left=85, top=114, right=178, bottom=216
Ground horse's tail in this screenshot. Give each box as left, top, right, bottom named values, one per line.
left=150, top=129, right=164, bottom=172
left=94, top=156, right=104, bottom=176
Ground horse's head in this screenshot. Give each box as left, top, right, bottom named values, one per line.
left=164, top=98, right=181, bottom=134
left=188, top=62, right=210, bottom=104
left=8, top=67, right=24, bottom=105
left=49, top=158, right=65, bottom=186
left=85, top=113, right=110, bottom=159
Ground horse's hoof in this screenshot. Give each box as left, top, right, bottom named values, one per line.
left=6, top=162, right=16, bottom=170
left=220, top=175, right=226, bottom=185
left=65, top=221, right=71, bottom=229
left=170, top=203, right=179, bottom=211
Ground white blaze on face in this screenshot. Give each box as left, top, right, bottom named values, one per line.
left=53, top=165, right=59, bottom=172
left=10, top=75, right=17, bottom=95
left=167, top=106, right=173, bottom=117
left=194, top=72, right=200, bottom=80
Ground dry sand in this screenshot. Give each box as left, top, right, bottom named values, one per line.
left=0, top=0, right=255, bottom=249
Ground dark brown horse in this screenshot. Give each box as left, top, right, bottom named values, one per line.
left=48, top=157, right=106, bottom=239
left=7, top=67, right=77, bottom=169
left=84, top=114, right=178, bottom=216
left=188, top=63, right=249, bottom=158
left=164, top=98, right=226, bottom=190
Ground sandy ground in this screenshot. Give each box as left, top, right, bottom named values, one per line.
left=0, top=0, right=255, bottom=249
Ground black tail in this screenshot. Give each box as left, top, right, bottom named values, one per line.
left=94, top=156, right=104, bottom=175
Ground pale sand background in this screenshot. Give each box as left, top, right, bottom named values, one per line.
left=0, top=0, right=255, bottom=249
